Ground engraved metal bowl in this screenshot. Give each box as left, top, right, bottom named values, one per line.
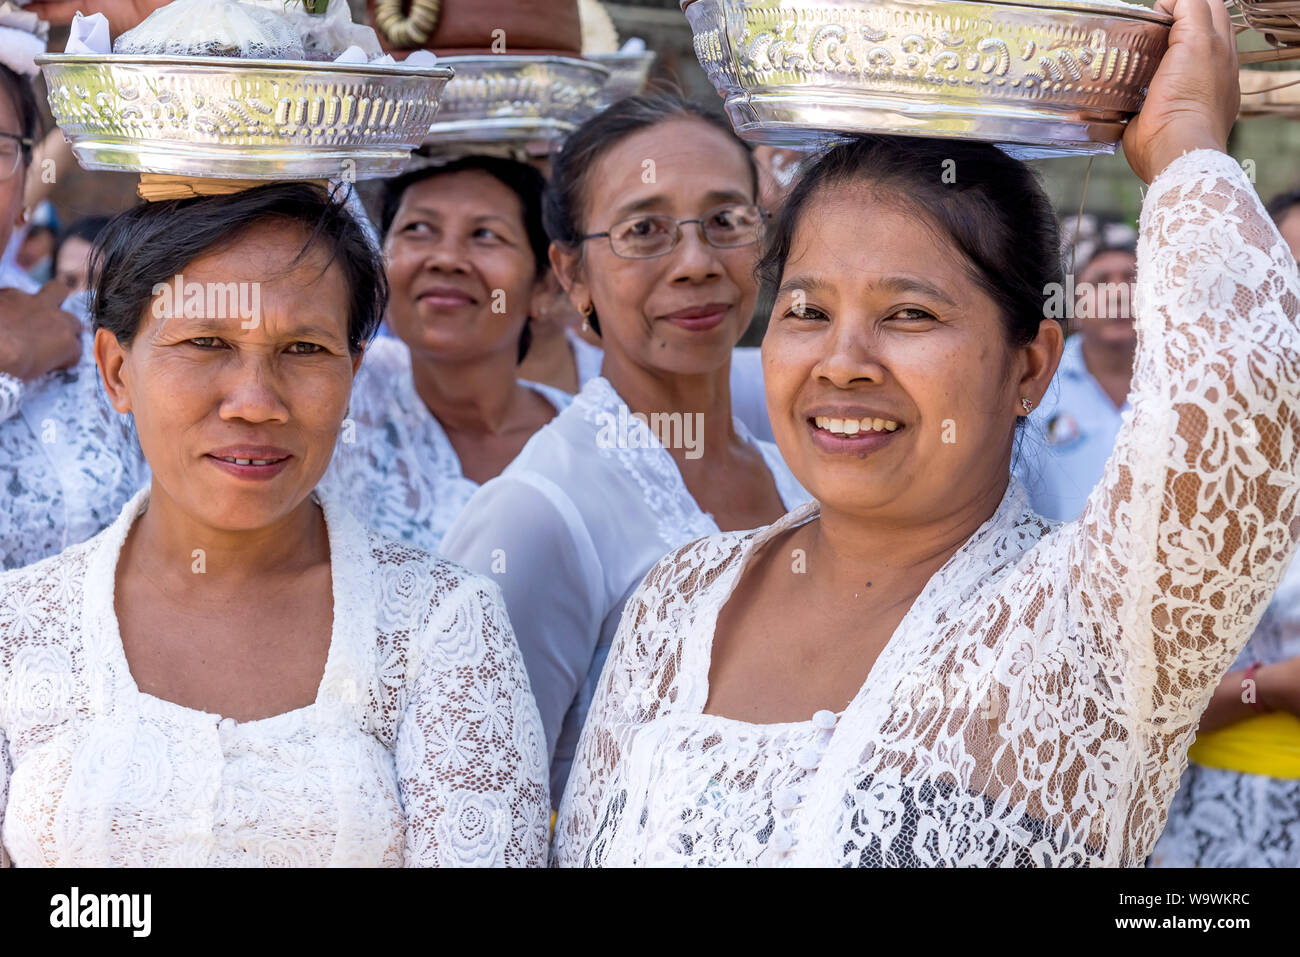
left=423, top=54, right=609, bottom=152
left=36, top=53, right=455, bottom=180
left=589, top=50, right=658, bottom=107
left=681, top=0, right=1172, bottom=158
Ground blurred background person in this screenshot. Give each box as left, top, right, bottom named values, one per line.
left=51, top=214, right=109, bottom=292
left=1267, top=187, right=1300, bottom=262
left=322, top=155, right=572, bottom=552
left=0, top=23, right=144, bottom=571
left=1016, top=220, right=1138, bottom=522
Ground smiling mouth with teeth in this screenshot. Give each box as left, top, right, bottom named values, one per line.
left=214, top=457, right=285, bottom=466
left=812, top=416, right=899, bottom=436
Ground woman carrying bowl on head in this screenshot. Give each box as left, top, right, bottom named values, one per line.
left=321, top=155, right=571, bottom=552
left=0, top=182, right=549, bottom=866
left=441, top=93, right=810, bottom=805
left=552, top=0, right=1300, bottom=866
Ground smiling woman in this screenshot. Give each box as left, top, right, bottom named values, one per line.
left=319, top=156, right=572, bottom=552
left=0, top=183, right=550, bottom=867
left=552, top=0, right=1300, bottom=867
left=440, top=93, right=810, bottom=806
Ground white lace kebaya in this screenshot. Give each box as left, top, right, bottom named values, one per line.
left=1148, top=555, right=1300, bottom=868
left=0, top=486, right=549, bottom=866
left=552, top=151, right=1300, bottom=867
left=320, top=335, right=572, bottom=553
left=441, top=375, right=809, bottom=804
left=0, top=294, right=148, bottom=571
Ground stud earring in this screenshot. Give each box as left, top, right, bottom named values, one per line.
left=1021, top=397, right=1033, bottom=414
left=581, top=302, right=593, bottom=334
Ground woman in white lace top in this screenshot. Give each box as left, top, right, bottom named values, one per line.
left=320, top=156, right=571, bottom=553
left=0, top=62, right=145, bottom=571
left=553, top=0, right=1300, bottom=866
left=441, top=94, right=809, bottom=804
left=0, top=183, right=548, bottom=866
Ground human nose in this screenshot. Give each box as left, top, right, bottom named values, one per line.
left=421, top=233, right=470, bottom=273
left=217, top=353, right=291, bottom=425
left=666, top=220, right=725, bottom=284
left=810, top=316, right=887, bottom=389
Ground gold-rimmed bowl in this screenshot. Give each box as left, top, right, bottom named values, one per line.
left=37, top=53, right=455, bottom=179
left=682, top=0, right=1172, bottom=158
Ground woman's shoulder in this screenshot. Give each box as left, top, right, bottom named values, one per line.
left=363, top=528, right=514, bottom=665
left=633, top=523, right=774, bottom=611
left=0, top=534, right=100, bottom=671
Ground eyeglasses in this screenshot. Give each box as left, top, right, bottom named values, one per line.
left=580, top=203, right=768, bottom=259
left=0, top=132, right=32, bottom=181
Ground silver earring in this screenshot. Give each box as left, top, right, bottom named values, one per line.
left=1021, top=397, right=1033, bottom=414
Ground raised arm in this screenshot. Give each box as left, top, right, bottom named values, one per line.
left=1070, top=0, right=1300, bottom=743
left=395, top=576, right=549, bottom=867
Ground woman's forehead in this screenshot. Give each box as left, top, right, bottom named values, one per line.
left=587, top=119, right=753, bottom=206
left=400, top=169, right=523, bottom=219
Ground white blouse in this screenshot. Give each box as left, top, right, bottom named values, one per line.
left=564, top=330, right=776, bottom=442
left=441, top=375, right=809, bottom=803
left=552, top=150, right=1300, bottom=867
left=0, top=292, right=148, bottom=571
left=1149, top=554, right=1300, bottom=868
left=320, top=335, right=573, bottom=553
left=0, top=487, right=549, bottom=867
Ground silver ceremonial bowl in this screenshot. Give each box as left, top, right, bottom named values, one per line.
left=423, top=54, right=610, bottom=152
left=681, top=0, right=1172, bottom=158
left=36, top=54, right=455, bottom=180
left=589, top=50, right=658, bottom=107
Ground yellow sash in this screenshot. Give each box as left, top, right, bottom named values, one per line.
left=1187, top=711, right=1300, bottom=779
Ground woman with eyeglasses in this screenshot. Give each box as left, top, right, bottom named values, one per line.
left=319, top=155, right=571, bottom=552
left=441, top=93, right=809, bottom=806
left=0, top=45, right=147, bottom=570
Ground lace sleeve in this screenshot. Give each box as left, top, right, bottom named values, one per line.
left=0, top=372, right=20, bottom=424
left=395, top=576, right=550, bottom=867
left=1068, top=151, right=1300, bottom=760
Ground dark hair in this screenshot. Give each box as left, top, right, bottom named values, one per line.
left=0, top=64, right=39, bottom=166
left=1266, top=187, right=1300, bottom=227
left=90, top=182, right=386, bottom=355
left=543, top=91, right=759, bottom=336
left=758, top=134, right=1062, bottom=350
left=380, top=155, right=548, bottom=362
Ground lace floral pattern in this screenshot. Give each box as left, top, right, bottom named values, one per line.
left=0, top=323, right=148, bottom=571
left=321, top=336, right=571, bottom=553
left=553, top=151, right=1300, bottom=867
left=574, top=376, right=802, bottom=549
left=0, top=487, right=549, bottom=867
left=1148, top=557, right=1300, bottom=867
